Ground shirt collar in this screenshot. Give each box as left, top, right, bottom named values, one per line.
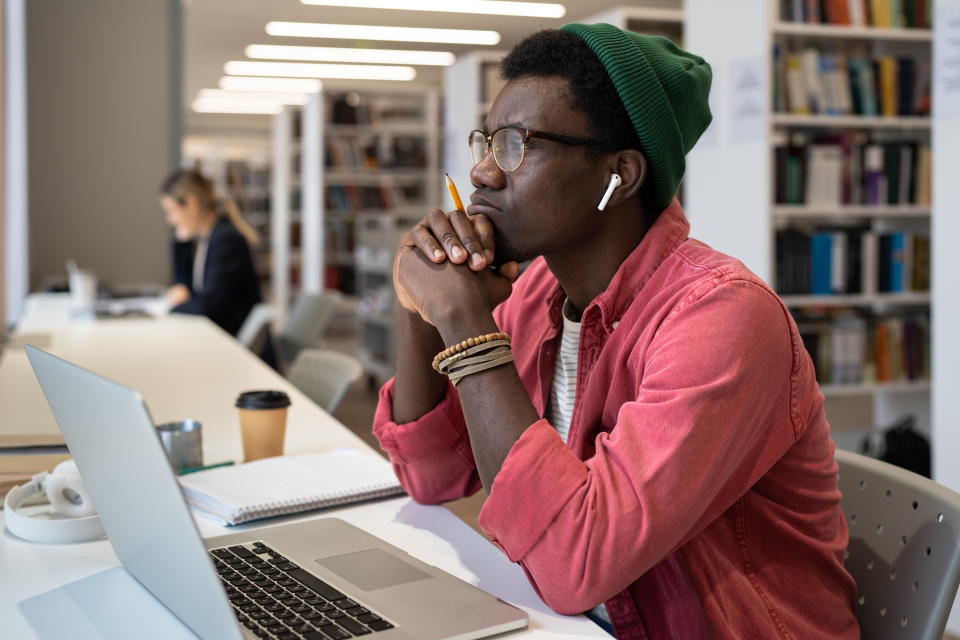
left=544, top=198, right=690, bottom=332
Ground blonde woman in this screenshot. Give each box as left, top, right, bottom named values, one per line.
left=158, top=169, right=261, bottom=336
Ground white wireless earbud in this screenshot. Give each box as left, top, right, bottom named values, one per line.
left=597, top=173, right=622, bottom=211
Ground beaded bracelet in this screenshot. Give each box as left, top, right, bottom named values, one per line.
left=432, top=332, right=510, bottom=373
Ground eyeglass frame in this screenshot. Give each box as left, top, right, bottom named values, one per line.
left=468, top=125, right=607, bottom=172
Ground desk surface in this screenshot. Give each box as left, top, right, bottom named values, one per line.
left=0, top=295, right=609, bottom=639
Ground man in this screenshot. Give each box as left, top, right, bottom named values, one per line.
left=373, top=24, right=859, bottom=639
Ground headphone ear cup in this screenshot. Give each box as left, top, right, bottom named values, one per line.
left=45, top=464, right=96, bottom=518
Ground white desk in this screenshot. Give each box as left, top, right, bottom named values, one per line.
left=0, top=295, right=609, bottom=639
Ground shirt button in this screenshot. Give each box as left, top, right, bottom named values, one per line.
left=612, top=321, right=620, bottom=329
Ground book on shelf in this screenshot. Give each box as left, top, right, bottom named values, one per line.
left=776, top=227, right=928, bottom=295
left=329, top=93, right=425, bottom=126
left=773, top=132, right=931, bottom=207
left=177, top=448, right=405, bottom=526
left=782, top=0, right=931, bottom=28
left=795, top=310, right=929, bottom=386
left=774, top=46, right=930, bottom=118
left=326, top=135, right=427, bottom=170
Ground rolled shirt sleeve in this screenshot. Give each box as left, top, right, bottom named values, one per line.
left=372, top=377, right=482, bottom=504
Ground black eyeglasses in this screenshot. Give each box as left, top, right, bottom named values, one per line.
left=468, top=126, right=604, bottom=172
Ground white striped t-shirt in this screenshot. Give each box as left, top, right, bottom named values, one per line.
left=547, top=298, right=582, bottom=443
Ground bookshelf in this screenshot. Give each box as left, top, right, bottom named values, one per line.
left=684, top=0, right=933, bottom=441
left=321, top=87, right=440, bottom=382
left=268, top=89, right=439, bottom=374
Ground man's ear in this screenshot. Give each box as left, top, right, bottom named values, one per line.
left=604, top=149, right=646, bottom=209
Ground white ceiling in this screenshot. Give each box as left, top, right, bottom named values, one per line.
left=183, top=0, right=679, bottom=132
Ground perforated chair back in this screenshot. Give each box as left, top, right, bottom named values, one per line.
left=236, top=303, right=276, bottom=351
left=277, top=291, right=342, bottom=369
left=836, top=449, right=960, bottom=640
left=286, top=348, right=364, bottom=414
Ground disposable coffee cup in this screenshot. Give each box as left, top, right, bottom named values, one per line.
left=236, top=390, right=291, bottom=462
left=156, top=419, right=203, bottom=472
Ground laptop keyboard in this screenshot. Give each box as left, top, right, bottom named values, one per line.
left=210, top=541, right=394, bottom=639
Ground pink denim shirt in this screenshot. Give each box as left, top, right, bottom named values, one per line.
left=373, top=200, right=859, bottom=639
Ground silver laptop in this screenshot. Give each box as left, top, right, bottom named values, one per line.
left=25, top=346, right=527, bottom=640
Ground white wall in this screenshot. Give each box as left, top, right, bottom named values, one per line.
left=683, top=0, right=770, bottom=283
left=932, top=0, right=960, bottom=632
left=25, top=0, right=181, bottom=292
left=4, top=0, right=25, bottom=327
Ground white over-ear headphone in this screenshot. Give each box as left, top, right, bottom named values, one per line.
left=597, top=173, right=622, bottom=211
left=3, top=459, right=105, bottom=544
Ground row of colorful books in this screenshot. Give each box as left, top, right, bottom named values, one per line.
left=325, top=135, right=427, bottom=170
left=776, top=228, right=929, bottom=295
left=796, top=312, right=929, bottom=386
left=781, top=0, right=932, bottom=28
left=774, top=134, right=931, bottom=206
left=773, top=47, right=929, bottom=117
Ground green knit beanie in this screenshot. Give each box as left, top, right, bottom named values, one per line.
left=560, top=22, right=712, bottom=212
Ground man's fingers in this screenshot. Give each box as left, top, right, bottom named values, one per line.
left=497, top=261, right=521, bottom=282
left=426, top=208, right=468, bottom=263
left=409, top=222, right=446, bottom=263
left=448, top=210, right=488, bottom=271
left=468, top=213, right=496, bottom=261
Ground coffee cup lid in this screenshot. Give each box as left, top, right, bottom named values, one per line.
left=236, top=390, right=291, bottom=410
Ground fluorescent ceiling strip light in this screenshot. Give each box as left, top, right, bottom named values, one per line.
left=219, top=76, right=323, bottom=92
left=300, top=0, right=565, bottom=18
left=196, top=89, right=309, bottom=105
left=245, top=44, right=455, bottom=66
left=225, top=60, right=416, bottom=81
left=266, top=21, right=500, bottom=45
left=192, top=99, right=283, bottom=115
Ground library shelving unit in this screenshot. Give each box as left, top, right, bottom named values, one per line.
left=685, top=0, right=933, bottom=445
left=270, top=88, right=439, bottom=384
left=338, top=88, right=440, bottom=383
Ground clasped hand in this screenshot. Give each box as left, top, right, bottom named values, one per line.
left=393, top=208, right=520, bottom=329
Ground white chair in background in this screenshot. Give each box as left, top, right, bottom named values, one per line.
left=277, top=291, right=342, bottom=370
left=235, top=302, right=276, bottom=353
left=836, top=449, right=960, bottom=640
left=286, top=348, right=364, bottom=415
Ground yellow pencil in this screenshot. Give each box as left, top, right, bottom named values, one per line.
left=445, top=172, right=465, bottom=213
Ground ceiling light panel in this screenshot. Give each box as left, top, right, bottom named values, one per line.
left=196, top=89, right=309, bottom=105
left=300, top=0, right=565, bottom=18
left=219, top=76, right=323, bottom=93
left=225, top=60, right=417, bottom=81
left=265, top=21, right=501, bottom=45
left=192, top=99, right=284, bottom=115
left=246, top=44, right=455, bottom=66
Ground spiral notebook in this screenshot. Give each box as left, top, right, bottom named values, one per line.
left=177, top=448, right=405, bottom=525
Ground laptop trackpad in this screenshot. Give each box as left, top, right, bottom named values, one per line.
left=316, top=549, right=431, bottom=591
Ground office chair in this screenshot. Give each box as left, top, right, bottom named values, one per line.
left=286, top=348, right=364, bottom=414
left=236, top=303, right=276, bottom=353
left=276, top=291, right=342, bottom=370
left=836, top=449, right=960, bottom=640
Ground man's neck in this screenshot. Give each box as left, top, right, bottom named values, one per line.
left=545, top=207, right=651, bottom=318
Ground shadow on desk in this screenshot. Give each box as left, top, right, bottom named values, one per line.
left=18, top=567, right=193, bottom=640
left=392, top=500, right=555, bottom=619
